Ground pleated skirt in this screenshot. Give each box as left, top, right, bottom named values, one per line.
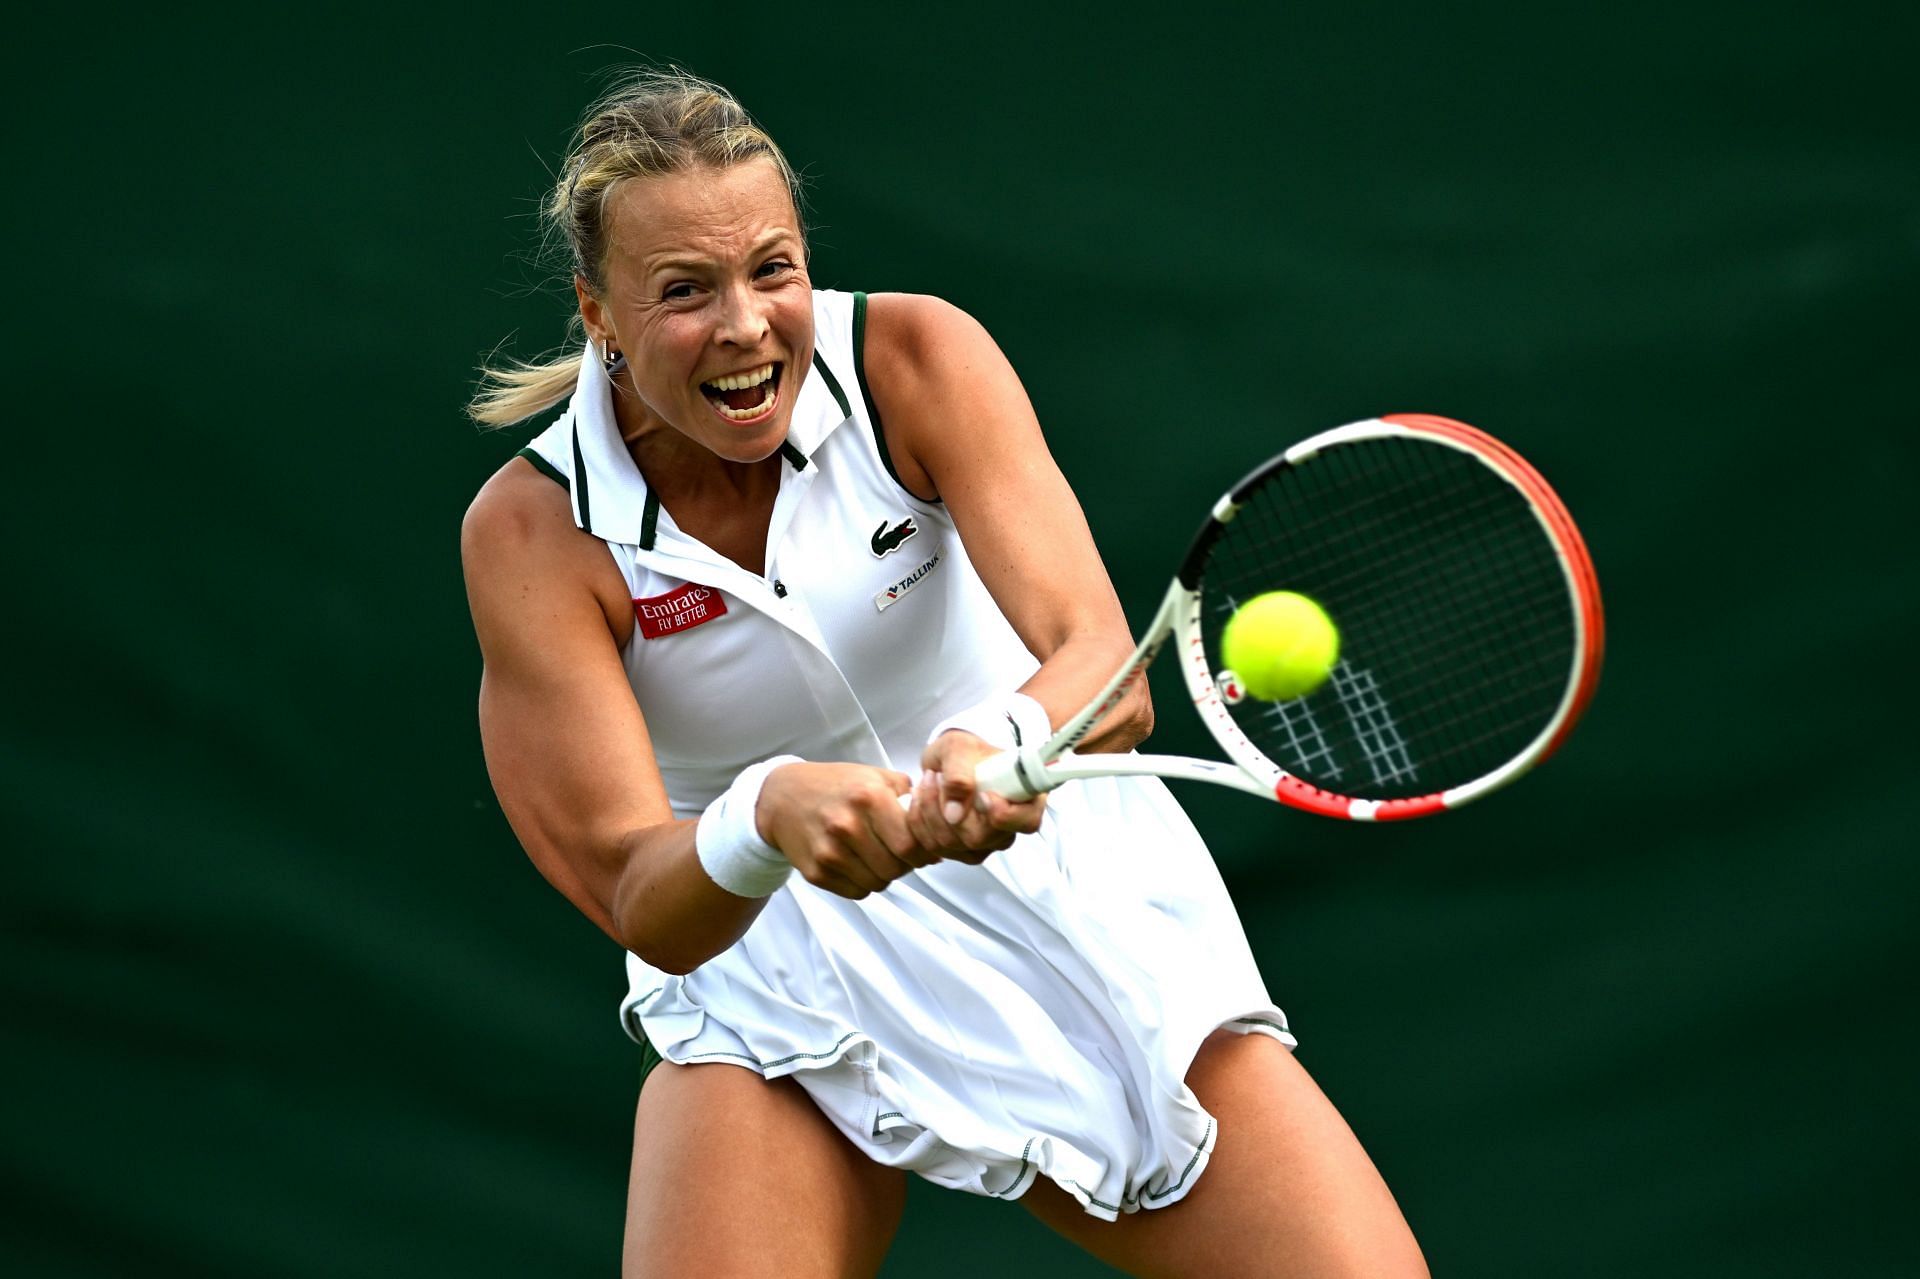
left=621, top=775, right=1292, bottom=1220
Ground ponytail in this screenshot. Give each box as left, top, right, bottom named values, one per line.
left=468, top=351, right=582, bottom=428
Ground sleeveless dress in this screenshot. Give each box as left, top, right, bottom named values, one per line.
left=521, top=289, right=1293, bottom=1220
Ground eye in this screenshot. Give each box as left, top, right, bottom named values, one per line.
left=662, top=281, right=698, bottom=301
left=755, top=258, right=795, bottom=280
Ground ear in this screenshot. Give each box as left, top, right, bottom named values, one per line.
left=574, top=274, right=612, bottom=351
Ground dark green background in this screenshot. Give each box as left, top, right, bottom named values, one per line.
left=7, top=4, right=1915, bottom=1275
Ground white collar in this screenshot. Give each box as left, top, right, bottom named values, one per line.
left=560, top=325, right=853, bottom=548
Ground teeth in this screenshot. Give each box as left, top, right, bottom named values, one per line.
left=711, top=383, right=777, bottom=421
left=704, top=362, right=774, bottom=392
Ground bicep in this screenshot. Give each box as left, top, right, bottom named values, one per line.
left=463, top=472, right=673, bottom=939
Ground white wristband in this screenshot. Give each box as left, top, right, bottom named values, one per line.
left=695, top=755, right=802, bottom=898
left=926, top=692, right=1052, bottom=754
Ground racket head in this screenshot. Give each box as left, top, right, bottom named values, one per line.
left=1176, top=415, right=1604, bottom=821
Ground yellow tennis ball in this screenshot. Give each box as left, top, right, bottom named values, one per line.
left=1220, top=591, right=1341, bottom=701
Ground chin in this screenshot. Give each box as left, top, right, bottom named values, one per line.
left=705, top=419, right=791, bottom=464
left=693, top=392, right=795, bottom=460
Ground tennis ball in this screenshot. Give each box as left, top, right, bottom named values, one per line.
left=1220, top=591, right=1340, bottom=701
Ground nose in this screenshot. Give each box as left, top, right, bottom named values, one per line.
left=713, top=281, right=770, bottom=348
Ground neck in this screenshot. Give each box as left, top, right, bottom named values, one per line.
left=614, top=391, right=784, bottom=506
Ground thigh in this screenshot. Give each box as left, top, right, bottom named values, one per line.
left=624, top=1061, right=907, bottom=1279
left=1022, top=1031, right=1427, bottom=1279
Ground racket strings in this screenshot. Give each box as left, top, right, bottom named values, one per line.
left=1214, top=532, right=1563, bottom=668
left=1201, top=436, right=1575, bottom=799
left=1227, top=466, right=1501, bottom=570
left=1214, top=484, right=1555, bottom=671
left=1237, top=451, right=1566, bottom=793
left=1219, top=481, right=1565, bottom=714
left=1280, top=497, right=1567, bottom=790
left=1259, top=697, right=1344, bottom=779
left=1249, top=661, right=1563, bottom=787
left=1330, top=663, right=1420, bottom=786
left=1216, top=470, right=1546, bottom=623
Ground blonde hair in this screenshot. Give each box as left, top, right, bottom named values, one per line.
left=468, top=68, right=804, bottom=427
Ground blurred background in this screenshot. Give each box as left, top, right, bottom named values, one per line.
left=5, top=3, right=1915, bottom=1274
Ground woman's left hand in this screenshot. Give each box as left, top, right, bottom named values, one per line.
left=906, top=731, right=1048, bottom=863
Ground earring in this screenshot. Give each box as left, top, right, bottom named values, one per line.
left=602, top=344, right=622, bottom=372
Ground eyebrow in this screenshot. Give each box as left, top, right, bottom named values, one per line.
left=645, top=228, right=799, bottom=276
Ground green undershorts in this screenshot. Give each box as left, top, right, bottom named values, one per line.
left=638, top=1029, right=665, bottom=1091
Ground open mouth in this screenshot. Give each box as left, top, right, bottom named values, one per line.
left=700, top=361, right=782, bottom=423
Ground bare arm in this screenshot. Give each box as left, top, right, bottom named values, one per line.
left=462, top=462, right=926, bottom=973
left=863, top=293, right=1151, bottom=841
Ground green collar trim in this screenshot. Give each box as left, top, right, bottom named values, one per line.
left=637, top=439, right=806, bottom=553
left=570, top=423, right=593, bottom=535
left=852, top=292, right=936, bottom=503
left=515, top=446, right=566, bottom=489
left=639, top=489, right=660, bottom=550
left=811, top=350, right=851, bottom=419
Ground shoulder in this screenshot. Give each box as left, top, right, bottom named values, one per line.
left=462, top=456, right=632, bottom=638
left=850, top=293, right=999, bottom=502
left=865, top=292, right=1021, bottom=437
left=860, top=292, right=993, bottom=376
left=462, top=455, right=576, bottom=564
left=856, top=293, right=1042, bottom=503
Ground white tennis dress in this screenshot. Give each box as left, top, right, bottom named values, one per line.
left=520, top=289, right=1293, bottom=1219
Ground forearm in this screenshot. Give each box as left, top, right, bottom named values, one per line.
left=1016, top=625, right=1153, bottom=755
left=607, top=757, right=927, bottom=968
left=609, top=820, right=773, bottom=975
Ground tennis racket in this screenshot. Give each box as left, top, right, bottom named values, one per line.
left=973, top=414, right=1605, bottom=821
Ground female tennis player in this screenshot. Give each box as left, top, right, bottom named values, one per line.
left=462, top=68, right=1426, bottom=1278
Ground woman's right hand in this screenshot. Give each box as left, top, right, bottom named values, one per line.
left=755, top=763, right=935, bottom=899
left=905, top=729, right=1047, bottom=864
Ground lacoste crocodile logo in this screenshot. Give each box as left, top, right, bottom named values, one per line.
left=870, top=516, right=919, bottom=558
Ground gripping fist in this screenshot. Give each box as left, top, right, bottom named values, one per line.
left=904, top=730, right=1047, bottom=864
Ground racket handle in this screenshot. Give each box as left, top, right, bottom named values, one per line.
left=892, top=752, right=1045, bottom=811
left=973, top=749, right=1040, bottom=802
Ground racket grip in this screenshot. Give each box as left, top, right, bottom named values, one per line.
left=892, top=753, right=1044, bottom=810
left=973, top=749, right=1039, bottom=802
left=894, top=752, right=1036, bottom=810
